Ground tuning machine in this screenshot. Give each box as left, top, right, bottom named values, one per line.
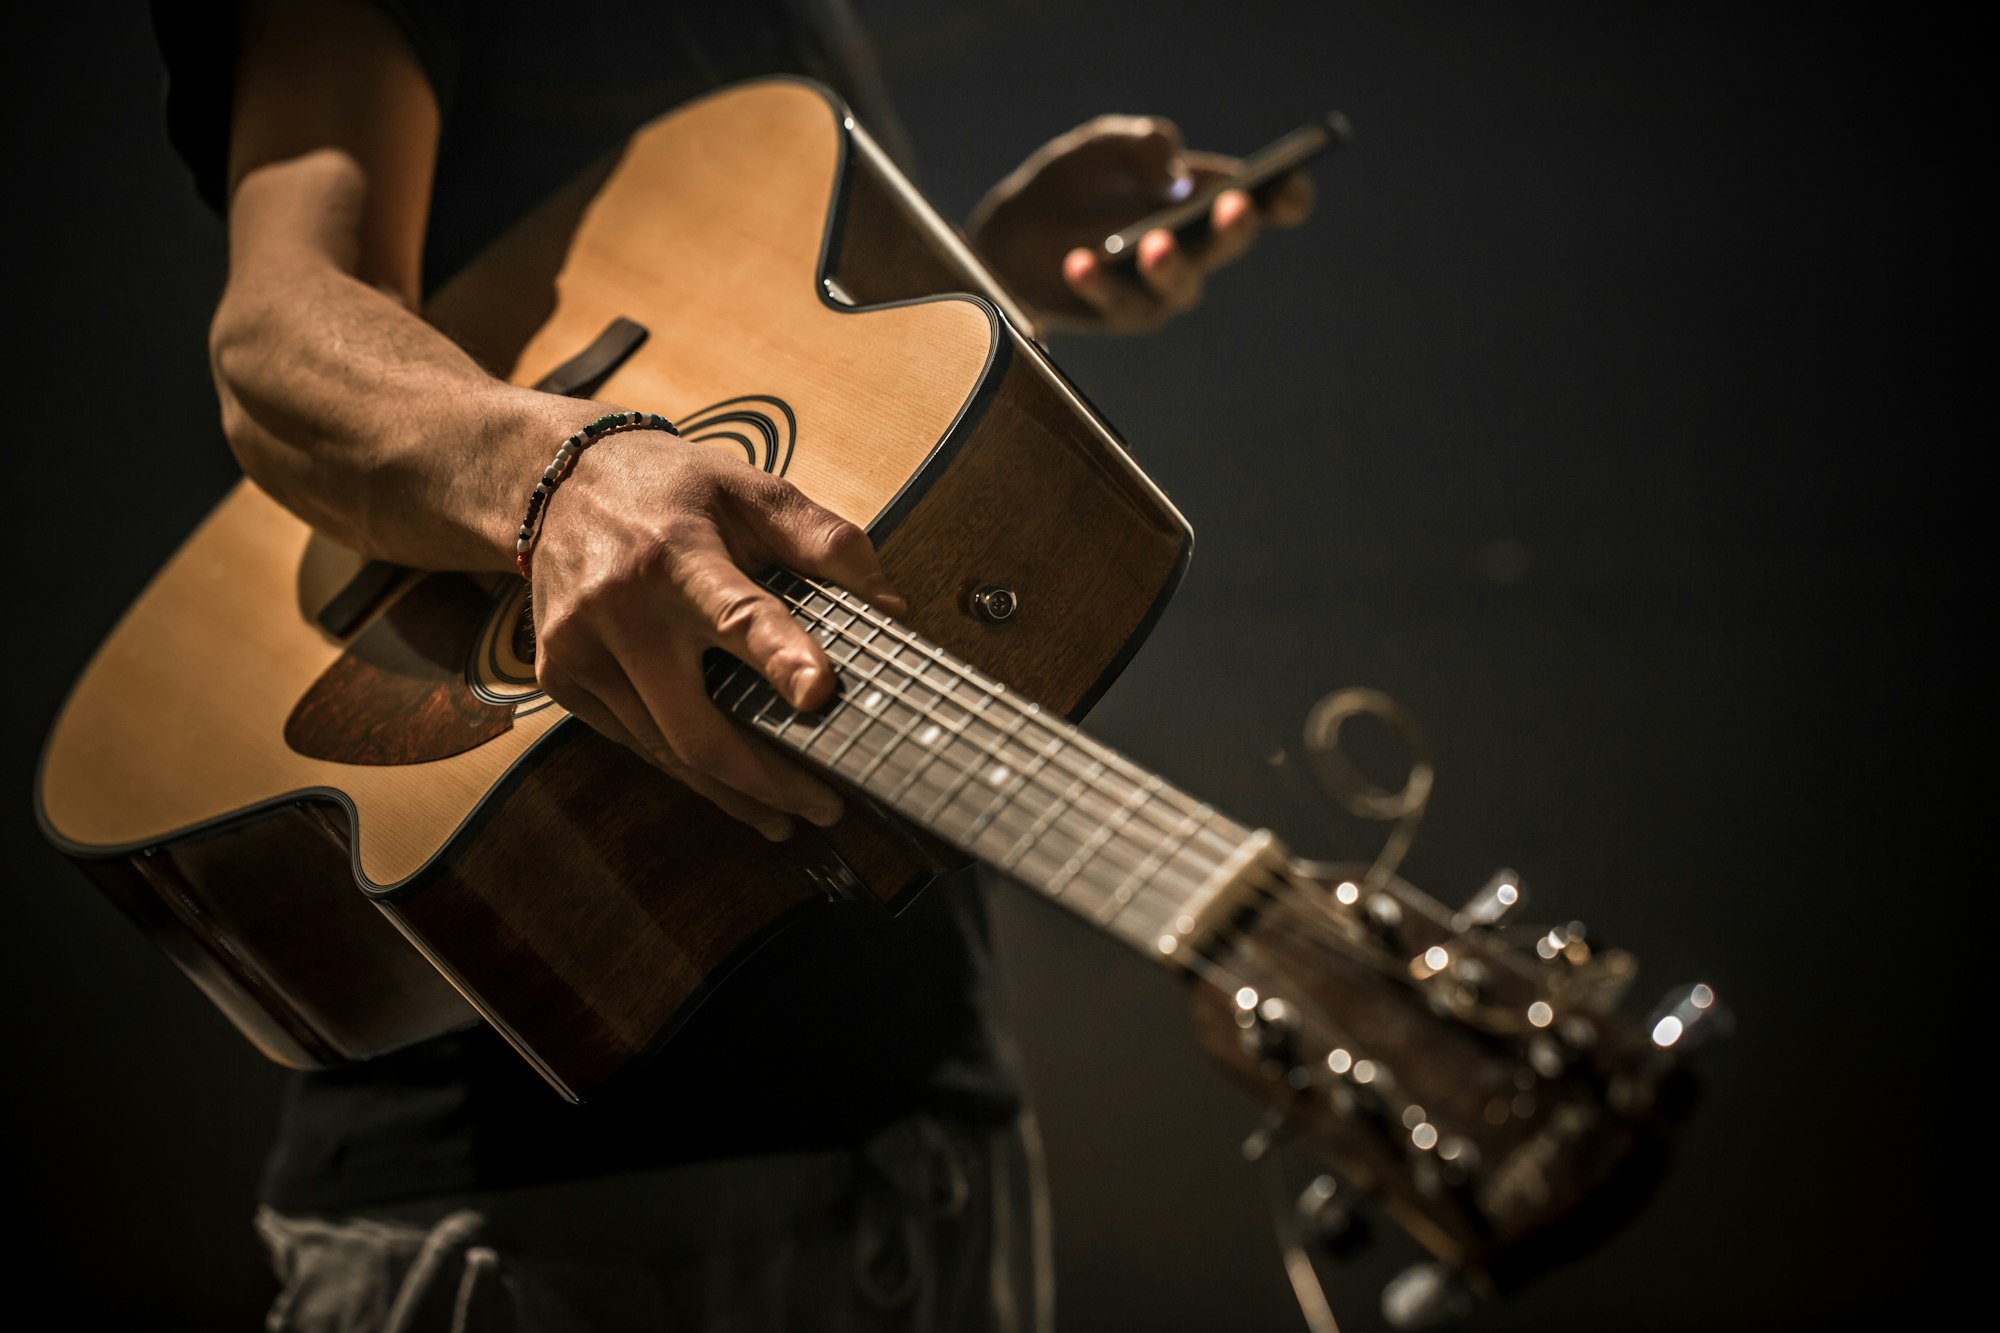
left=1401, top=870, right=1530, bottom=1021
left=1647, top=982, right=1728, bottom=1050
left=1454, top=868, right=1525, bottom=931
left=1381, top=1261, right=1479, bottom=1330
left=1533, top=918, right=1591, bottom=964
left=1335, top=881, right=1403, bottom=948
left=1235, top=990, right=1305, bottom=1076
left=1521, top=916, right=1639, bottom=1016
left=1296, top=1173, right=1372, bottom=1258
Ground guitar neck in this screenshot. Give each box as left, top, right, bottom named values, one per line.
left=707, top=571, right=1263, bottom=960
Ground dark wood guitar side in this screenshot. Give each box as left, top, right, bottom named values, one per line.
left=374, top=351, right=1190, bottom=1099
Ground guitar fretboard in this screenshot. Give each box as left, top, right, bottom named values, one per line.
left=704, top=572, right=1257, bottom=958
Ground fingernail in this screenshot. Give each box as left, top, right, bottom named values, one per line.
left=788, top=664, right=823, bottom=709
left=866, top=578, right=908, bottom=614
left=806, top=797, right=844, bottom=830
left=761, top=815, right=796, bottom=843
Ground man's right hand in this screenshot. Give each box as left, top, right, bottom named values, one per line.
left=528, top=426, right=906, bottom=842
left=217, top=0, right=901, bottom=842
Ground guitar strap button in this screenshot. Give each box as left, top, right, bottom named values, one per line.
left=969, top=584, right=1018, bottom=623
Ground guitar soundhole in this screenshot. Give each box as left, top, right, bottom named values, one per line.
left=446, top=393, right=798, bottom=724
left=285, top=573, right=517, bottom=766
left=513, top=605, right=536, bottom=665
left=680, top=395, right=797, bottom=476
left=470, top=583, right=552, bottom=715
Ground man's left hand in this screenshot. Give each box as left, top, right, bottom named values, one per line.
left=969, top=114, right=1315, bottom=334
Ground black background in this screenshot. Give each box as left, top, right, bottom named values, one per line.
left=2, top=3, right=1975, bottom=1328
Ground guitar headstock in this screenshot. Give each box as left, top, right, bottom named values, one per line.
left=1189, top=857, right=1720, bottom=1315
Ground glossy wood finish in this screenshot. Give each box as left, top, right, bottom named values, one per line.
left=874, top=329, right=1188, bottom=717
left=373, top=329, right=1193, bottom=1095
left=495, top=82, right=999, bottom=535
left=39, top=483, right=575, bottom=887
left=39, top=82, right=997, bottom=889
left=383, top=726, right=862, bottom=1098
left=78, top=803, right=476, bottom=1067
left=824, top=132, right=976, bottom=307
left=39, top=80, right=1189, bottom=1087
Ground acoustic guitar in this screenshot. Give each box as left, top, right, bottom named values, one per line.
left=36, top=79, right=1703, bottom=1304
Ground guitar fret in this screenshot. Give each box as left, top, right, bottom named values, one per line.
left=839, top=648, right=930, bottom=784
left=922, top=698, right=1026, bottom=828
left=732, top=637, right=1225, bottom=924
left=827, top=681, right=893, bottom=764
left=1046, top=776, right=1159, bottom=899
left=1097, top=806, right=1205, bottom=926
left=818, top=633, right=1062, bottom=859
left=1032, top=756, right=1128, bottom=892
left=804, top=596, right=920, bottom=772
left=814, top=614, right=887, bottom=767
left=858, top=679, right=945, bottom=787
left=997, top=757, right=1098, bottom=873
left=723, top=661, right=820, bottom=756
left=961, top=726, right=1062, bottom=848
left=817, top=577, right=1236, bottom=851
left=704, top=573, right=1269, bottom=971
left=855, top=704, right=931, bottom=787
left=1008, top=756, right=1136, bottom=892
left=807, top=580, right=1235, bottom=860
left=887, top=670, right=974, bottom=802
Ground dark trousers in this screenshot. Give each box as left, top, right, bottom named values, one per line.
left=256, top=1110, right=1052, bottom=1332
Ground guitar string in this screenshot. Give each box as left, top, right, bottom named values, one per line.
left=775, top=571, right=1248, bottom=859
left=757, top=578, right=1411, bottom=971
left=804, top=572, right=1256, bottom=852
left=732, top=582, right=1539, bottom=1211
left=741, top=577, right=1377, bottom=965
left=705, top=619, right=1293, bottom=1005
left=741, top=577, right=1371, bottom=962
left=711, top=597, right=1506, bottom=1161
left=770, top=572, right=1248, bottom=876
left=695, top=574, right=1410, bottom=1010
left=718, top=640, right=1207, bottom=939
left=727, top=581, right=1231, bottom=930
left=711, top=584, right=1229, bottom=929
left=767, top=574, right=1346, bottom=943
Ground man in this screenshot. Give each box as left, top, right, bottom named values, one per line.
left=153, top=1, right=1310, bottom=1326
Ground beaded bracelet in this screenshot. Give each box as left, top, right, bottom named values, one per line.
left=516, top=410, right=679, bottom=580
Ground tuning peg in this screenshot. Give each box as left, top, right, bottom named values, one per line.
left=1296, top=1173, right=1372, bottom=1257
left=1363, top=889, right=1405, bottom=945
left=1648, top=982, right=1728, bottom=1049
left=1381, top=1261, right=1477, bottom=1329
left=1238, top=994, right=1301, bottom=1067
left=1454, top=869, right=1525, bottom=930
left=1534, top=919, right=1593, bottom=964
left=1241, top=1106, right=1288, bottom=1163
left=1235, top=992, right=1311, bottom=1088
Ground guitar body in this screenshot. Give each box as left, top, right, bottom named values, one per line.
left=37, top=80, right=1190, bottom=1100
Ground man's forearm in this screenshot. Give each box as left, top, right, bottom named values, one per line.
left=208, top=21, right=871, bottom=837
left=210, top=151, right=601, bottom=571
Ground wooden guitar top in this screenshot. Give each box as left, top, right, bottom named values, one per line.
left=39, top=81, right=998, bottom=886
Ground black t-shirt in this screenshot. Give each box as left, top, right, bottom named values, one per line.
left=150, top=0, right=1016, bottom=1214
